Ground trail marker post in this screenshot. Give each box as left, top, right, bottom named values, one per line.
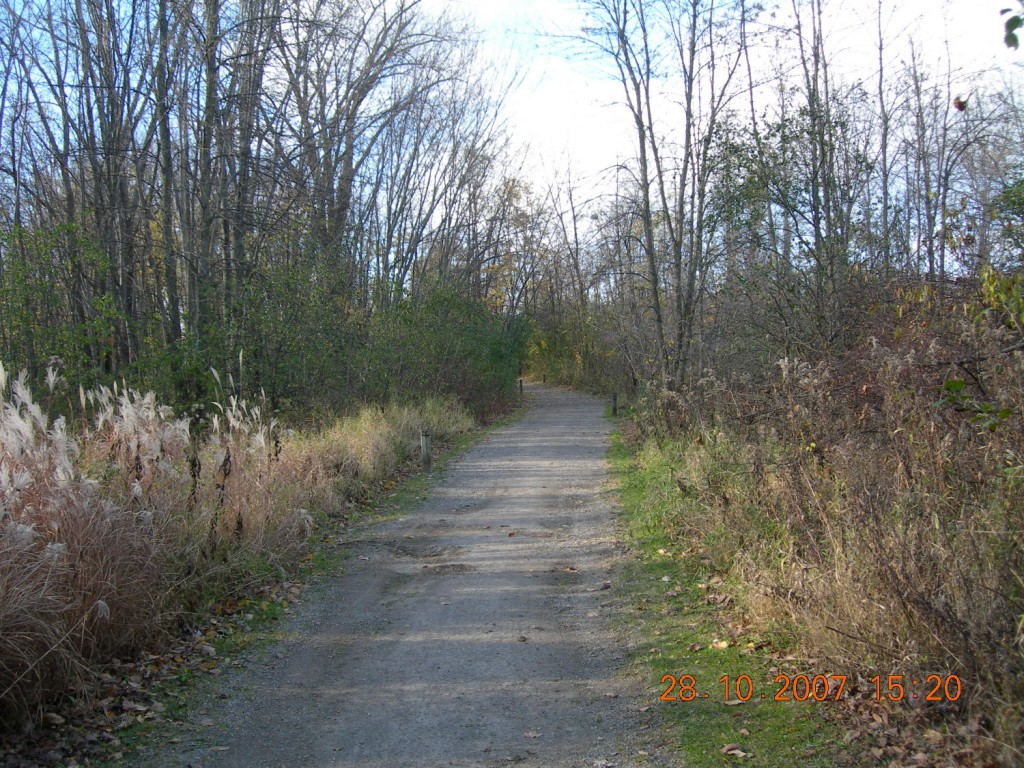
left=612, top=393, right=618, bottom=417
left=421, top=430, right=432, bottom=473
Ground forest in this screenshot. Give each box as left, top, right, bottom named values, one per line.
left=1, top=0, right=1023, bottom=762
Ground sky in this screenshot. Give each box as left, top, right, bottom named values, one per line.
left=423, top=0, right=1023, bottom=194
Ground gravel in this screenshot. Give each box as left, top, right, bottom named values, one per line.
left=134, top=384, right=677, bottom=768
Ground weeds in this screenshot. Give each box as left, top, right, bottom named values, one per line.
left=608, top=436, right=851, bottom=767
left=624, top=285, right=1024, bottom=763
left=0, top=363, right=474, bottom=728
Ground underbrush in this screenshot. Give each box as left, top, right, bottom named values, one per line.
left=609, top=437, right=850, bottom=767
left=623, top=283, right=1024, bottom=764
left=0, top=366, right=474, bottom=728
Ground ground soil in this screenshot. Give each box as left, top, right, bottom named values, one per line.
left=134, top=384, right=677, bottom=768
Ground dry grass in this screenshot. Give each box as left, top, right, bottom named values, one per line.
left=0, top=365, right=475, bottom=728
left=631, top=286, right=1024, bottom=761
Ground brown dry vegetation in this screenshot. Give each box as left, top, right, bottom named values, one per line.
left=0, top=368, right=474, bottom=728
left=625, top=282, right=1024, bottom=763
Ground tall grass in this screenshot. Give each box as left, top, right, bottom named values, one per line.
left=625, top=287, right=1024, bottom=762
left=0, top=364, right=474, bottom=727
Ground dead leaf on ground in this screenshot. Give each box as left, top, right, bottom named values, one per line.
left=922, top=729, right=944, bottom=745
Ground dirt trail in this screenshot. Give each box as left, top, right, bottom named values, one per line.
left=140, top=384, right=673, bottom=768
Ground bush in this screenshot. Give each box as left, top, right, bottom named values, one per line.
left=359, top=287, right=526, bottom=415
left=625, top=283, right=1024, bottom=761
left=0, top=363, right=476, bottom=728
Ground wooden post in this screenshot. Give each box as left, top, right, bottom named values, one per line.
left=519, top=378, right=523, bottom=396
left=421, top=430, right=432, bottom=473
left=612, top=393, right=618, bottom=417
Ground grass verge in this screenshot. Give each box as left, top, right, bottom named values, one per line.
left=608, top=432, right=858, bottom=767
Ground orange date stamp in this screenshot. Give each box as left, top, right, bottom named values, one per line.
left=660, top=673, right=962, bottom=703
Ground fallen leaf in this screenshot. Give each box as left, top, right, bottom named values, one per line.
left=687, top=642, right=704, bottom=652
left=922, top=729, right=944, bottom=745
left=723, top=699, right=746, bottom=707
left=524, top=731, right=542, bottom=738
left=711, top=640, right=730, bottom=650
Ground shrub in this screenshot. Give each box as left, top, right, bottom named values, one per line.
left=627, top=283, right=1024, bottom=760
left=0, top=363, right=476, bottom=728
left=359, top=287, right=526, bottom=415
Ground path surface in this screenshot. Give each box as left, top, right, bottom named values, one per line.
left=140, top=385, right=673, bottom=768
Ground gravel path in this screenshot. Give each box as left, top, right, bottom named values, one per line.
left=138, top=384, right=674, bottom=768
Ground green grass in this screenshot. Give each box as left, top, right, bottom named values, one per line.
left=608, top=434, right=858, bottom=767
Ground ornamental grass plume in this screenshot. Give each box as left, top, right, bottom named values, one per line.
left=0, top=362, right=477, bottom=728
